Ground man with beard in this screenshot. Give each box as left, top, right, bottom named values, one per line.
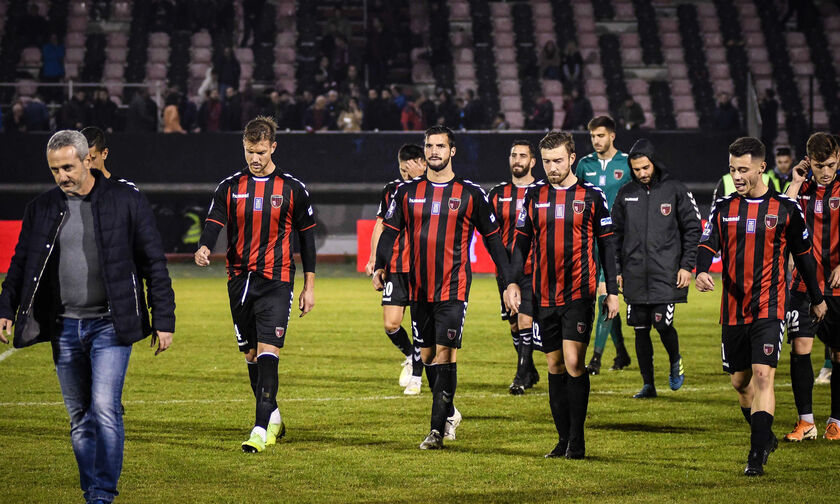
left=506, top=130, right=620, bottom=459
left=575, top=116, right=632, bottom=374
left=373, top=126, right=512, bottom=449
left=489, top=140, right=540, bottom=394
left=767, top=146, right=794, bottom=194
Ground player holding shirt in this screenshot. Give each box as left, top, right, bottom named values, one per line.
left=489, top=140, right=540, bottom=395
left=696, top=137, right=826, bottom=476
left=506, top=131, right=620, bottom=459
left=373, top=126, right=512, bottom=449
left=365, top=144, right=427, bottom=395
left=575, top=116, right=631, bottom=374
left=783, top=132, right=840, bottom=442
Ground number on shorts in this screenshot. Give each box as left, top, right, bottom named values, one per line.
left=785, top=310, right=799, bottom=332
left=385, top=281, right=394, bottom=297
left=532, top=321, right=542, bottom=347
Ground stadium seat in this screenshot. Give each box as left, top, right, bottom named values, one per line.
left=149, top=33, right=170, bottom=48
left=104, top=63, right=124, bottom=79
left=192, top=32, right=212, bottom=48
left=495, top=33, right=514, bottom=48
left=68, top=16, right=87, bottom=32
left=501, top=95, right=520, bottom=112
left=495, top=48, right=515, bottom=63
left=146, top=63, right=167, bottom=80
left=498, top=64, right=517, bottom=79
left=148, top=48, right=168, bottom=64
left=674, top=95, right=694, bottom=112
left=615, top=2, right=634, bottom=20
left=66, top=48, right=85, bottom=63
left=234, top=48, right=254, bottom=64
left=500, top=79, right=520, bottom=97
left=66, top=32, right=86, bottom=48
left=676, top=111, right=699, bottom=128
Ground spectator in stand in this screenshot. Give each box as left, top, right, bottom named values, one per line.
left=401, top=100, right=424, bottom=131
left=526, top=92, right=555, bottom=130
left=295, top=90, right=314, bottom=129
left=435, top=90, right=459, bottom=128
left=561, top=41, right=584, bottom=93
left=618, top=95, right=646, bottom=130
left=24, top=95, right=51, bottom=131
left=713, top=92, right=741, bottom=131
left=303, top=95, right=334, bottom=132
left=363, top=88, right=383, bottom=131
left=539, top=40, right=561, bottom=80
left=126, top=88, right=158, bottom=132
left=197, top=68, right=218, bottom=105
left=341, top=65, right=365, bottom=95
left=264, top=90, right=297, bottom=131
left=338, top=97, right=363, bottom=132
left=6, top=102, right=27, bottom=133
left=331, top=37, right=352, bottom=83
left=492, top=112, right=510, bottom=130
left=418, top=91, right=437, bottom=128
left=380, top=88, right=402, bottom=130
left=560, top=88, right=593, bottom=130
left=222, top=86, right=243, bottom=131
left=150, top=0, right=176, bottom=33
left=216, top=47, right=241, bottom=98
left=326, top=89, right=342, bottom=123
left=759, top=88, right=779, bottom=153
left=90, top=89, right=117, bottom=133
left=462, top=89, right=485, bottom=130
left=60, top=90, right=90, bottom=130
left=21, top=4, right=49, bottom=48
left=365, top=17, right=393, bottom=89
left=177, top=91, right=199, bottom=132
left=164, top=92, right=186, bottom=133
left=241, top=0, right=266, bottom=47
left=314, top=56, right=336, bottom=96
left=391, top=85, right=407, bottom=110
left=323, top=7, right=352, bottom=57
left=40, top=34, right=65, bottom=103
left=239, top=82, right=259, bottom=127
left=198, top=89, right=223, bottom=132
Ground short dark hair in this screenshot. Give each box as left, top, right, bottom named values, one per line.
left=80, top=126, right=106, bottom=151
left=398, top=144, right=424, bottom=162
left=538, top=130, right=575, bottom=155
left=424, top=125, right=455, bottom=147
left=728, top=137, right=765, bottom=161
left=587, top=115, right=616, bottom=133
left=511, top=139, right=537, bottom=158
left=775, top=146, right=792, bottom=157
left=807, top=132, right=838, bottom=162
left=243, top=116, right=277, bottom=143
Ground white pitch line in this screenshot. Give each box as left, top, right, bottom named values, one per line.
left=0, top=382, right=799, bottom=408
left=0, top=348, right=17, bottom=363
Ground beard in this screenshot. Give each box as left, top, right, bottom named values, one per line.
left=511, top=164, right=529, bottom=178
left=427, top=157, right=449, bottom=172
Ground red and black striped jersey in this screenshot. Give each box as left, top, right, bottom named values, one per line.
left=489, top=182, right=534, bottom=275
left=791, top=179, right=840, bottom=296
left=699, top=192, right=811, bottom=325
left=382, top=175, right=501, bottom=302
left=201, top=170, right=316, bottom=281
left=377, top=179, right=411, bottom=273
left=515, top=180, right=614, bottom=307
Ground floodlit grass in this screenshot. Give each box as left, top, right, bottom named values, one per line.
left=0, top=264, right=836, bottom=503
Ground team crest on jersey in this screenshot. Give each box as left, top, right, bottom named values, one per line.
left=614, top=169, right=624, bottom=180
left=763, top=343, right=775, bottom=356
left=555, top=204, right=565, bottom=219
left=573, top=200, right=585, bottom=214
left=660, top=203, right=672, bottom=216
left=447, top=328, right=457, bottom=340
left=576, top=322, right=587, bottom=334
left=830, top=197, right=840, bottom=210
left=448, top=198, right=461, bottom=211
left=253, top=197, right=263, bottom=211
left=431, top=201, right=441, bottom=215
left=764, top=214, right=778, bottom=229
left=275, top=327, right=285, bottom=338
left=654, top=313, right=662, bottom=323
left=271, top=194, right=283, bottom=208
left=816, top=200, right=824, bottom=214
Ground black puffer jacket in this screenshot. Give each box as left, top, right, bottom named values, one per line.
left=611, top=139, right=702, bottom=304
left=0, top=172, right=175, bottom=348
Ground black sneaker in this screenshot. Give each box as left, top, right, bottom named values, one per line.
left=633, top=384, right=657, bottom=399
left=524, top=367, right=540, bottom=389
left=509, top=375, right=525, bottom=395
left=610, top=350, right=631, bottom=371
left=419, top=429, right=443, bottom=450
left=545, top=439, right=568, bottom=458
left=744, top=449, right=764, bottom=476
left=586, top=356, right=601, bottom=375
left=565, top=438, right=585, bottom=459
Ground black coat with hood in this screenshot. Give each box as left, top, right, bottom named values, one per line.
left=611, top=139, right=703, bottom=305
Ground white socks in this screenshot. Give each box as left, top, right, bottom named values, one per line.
left=269, top=408, right=282, bottom=425
left=800, top=413, right=815, bottom=424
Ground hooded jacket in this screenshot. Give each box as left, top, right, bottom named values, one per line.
left=0, top=171, right=175, bottom=348
left=611, top=139, right=703, bottom=304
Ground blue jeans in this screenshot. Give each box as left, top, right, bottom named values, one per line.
left=53, top=317, right=132, bottom=504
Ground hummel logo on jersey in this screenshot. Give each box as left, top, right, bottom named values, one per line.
left=585, top=171, right=596, bottom=176
left=722, top=216, right=740, bottom=222
left=535, top=203, right=551, bottom=208
left=409, top=198, right=426, bottom=204
left=232, top=193, right=249, bottom=198
left=799, top=195, right=811, bottom=200
left=625, top=197, right=639, bottom=202
left=499, top=197, right=513, bottom=202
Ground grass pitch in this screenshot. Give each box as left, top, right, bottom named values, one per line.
left=0, top=264, right=836, bottom=503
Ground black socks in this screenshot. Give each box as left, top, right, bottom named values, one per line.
left=255, top=353, right=279, bottom=429
left=790, top=352, right=814, bottom=416
left=386, top=326, right=413, bottom=357
left=567, top=373, right=590, bottom=445
left=635, top=327, right=654, bottom=385
left=247, top=360, right=259, bottom=398
left=517, top=328, right=535, bottom=379
left=741, top=406, right=752, bottom=425
left=548, top=372, right=570, bottom=442
left=750, top=411, right=774, bottom=452
left=430, top=363, right=455, bottom=433
left=657, top=325, right=681, bottom=364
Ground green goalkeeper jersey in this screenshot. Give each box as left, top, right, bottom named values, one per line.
left=575, top=150, right=631, bottom=209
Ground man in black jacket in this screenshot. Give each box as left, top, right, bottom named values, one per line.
left=0, top=130, right=175, bottom=503
left=612, top=139, right=702, bottom=398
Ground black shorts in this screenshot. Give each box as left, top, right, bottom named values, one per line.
left=533, top=298, right=596, bottom=353
left=627, top=303, right=675, bottom=330
left=381, top=271, right=410, bottom=306
left=721, top=319, right=785, bottom=373
left=228, top=272, right=293, bottom=352
left=496, top=275, right=534, bottom=320
left=410, top=300, right=468, bottom=349
left=787, top=291, right=840, bottom=348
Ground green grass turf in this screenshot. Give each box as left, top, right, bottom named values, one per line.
left=0, top=264, right=837, bottom=503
